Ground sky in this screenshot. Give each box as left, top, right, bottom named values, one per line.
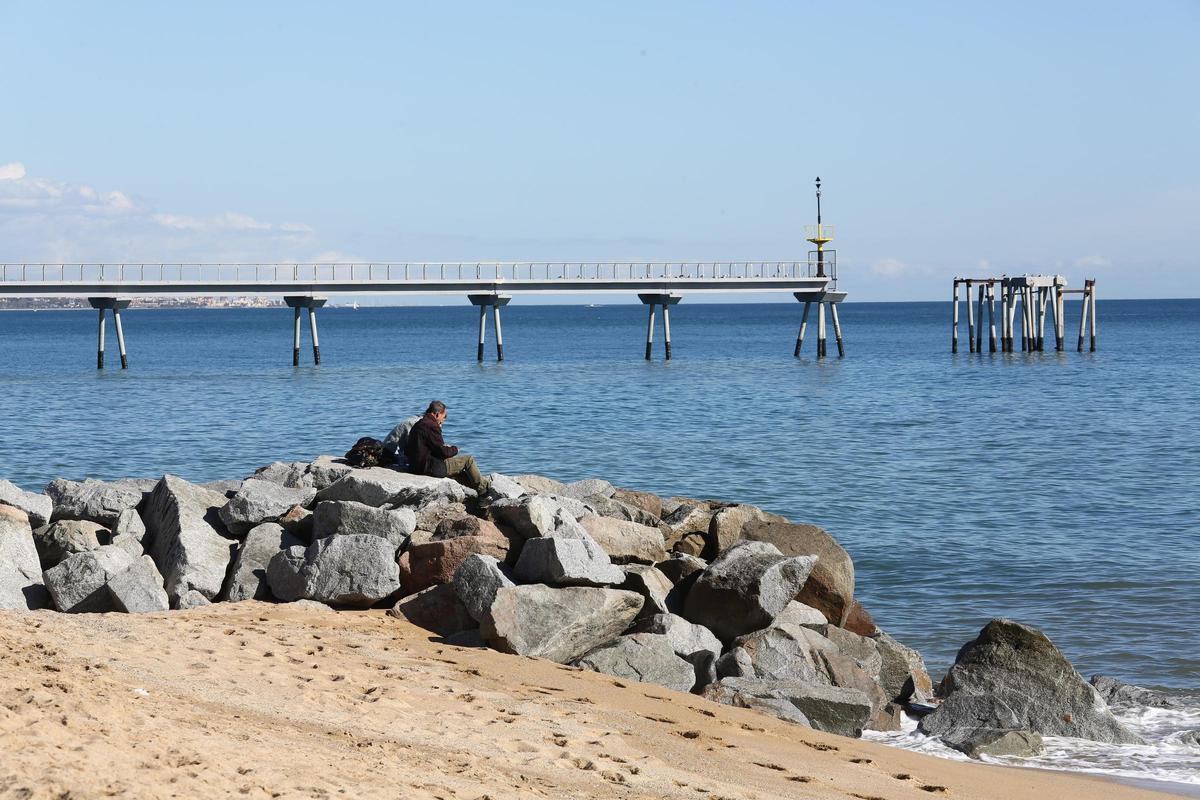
left=1, top=1, right=1197, bottom=301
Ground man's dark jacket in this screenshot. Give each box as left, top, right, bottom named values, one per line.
left=405, top=414, right=458, bottom=477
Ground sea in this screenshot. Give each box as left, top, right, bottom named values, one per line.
left=1, top=299, right=1197, bottom=793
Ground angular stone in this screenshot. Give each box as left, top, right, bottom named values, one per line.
left=432, top=514, right=505, bottom=542
left=612, top=488, right=663, bottom=520
left=918, top=619, right=1144, bottom=747
left=875, top=631, right=933, bottom=704
left=266, top=534, right=401, bottom=608
left=32, top=519, right=107, bottom=569
left=413, top=501, right=470, bottom=535
left=201, top=479, right=244, bottom=497
left=582, top=495, right=662, bottom=528
left=842, top=600, right=878, bottom=636
left=453, top=554, right=515, bottom=622
left=683, top=541, right=817, bottom=642
left=304, top=456, right=355, bottom=489
left=277, top=504, right=314, bottom=542
left=741, top=519, right=854, bottom=627
left=951, top=729, right=1045, bottom=759
left=561, top=478, right=615, bottom=500
left=44, top=545, right=134, bottom=613
left=111, top=508, right=148, bottom=554
left=655, top=553, right=707, bottom=585
left=819, top=626, right=883, bottom=679
left=717, top=623, right=831, bottom=684
left=315, top=468, right=471, bottom=508
left=513, top=536, right=624, bottom=587
left=488, top=496, right=576, bottom=539
left=249, top=461, right=309, bottom=488
left=480, top=585, right=643, bottom=664
left=619, top=564, right=673, bottom=620
left=176, top=589, right=211, bottom=609
left=1089, top=675, right=1183, bottom=710
left=388, top=583, right=477, bottom=637
left=662, top=496, right=711, bottom=516
left=0, top=479, right=52, bottom=528
left=144, top=475, right=236, bottom=605
left=222, top=522, right=304, bottom=602
left=398, top=534, right=510, bottom=595
left=0, top=505, right=49, bottom=610
left=774, top=601, right=828, bottom=628
left=44, top=478, right=151, bottom=526
left=311, top=500, right=415, bottom=547
left=511, top=474, right=568, bottom=496
left=289, top=599, right=334, bottom=612
left=105, top=555, right=169, bottom=613
left=673, top=532, right=706, bottom=557
left=706, top=505, right=757, bottom=557
left=218, top=479, right=316, bottom=536
left=703, top=677, right=873, bottom=737
left=484, top=472, right=526, bottom=501
left=632, top=612, right=722, bottom=691
left=578, top=515, right=667, bottom=564
left=575, top=633, right=695, bottom=693
left=663, top=504, right=712, bottom=550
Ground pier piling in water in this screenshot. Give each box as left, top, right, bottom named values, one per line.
left=792, top=292, right=846, bottom=359
left=638, top=293, right=681, bottom=360
left=87, top=297, right=132, bottom=369
left=284, top=296, right=328, bottom=365
left=952, top=275, right=1095, bottom=356
left=467, top=294, right=511, bottom=362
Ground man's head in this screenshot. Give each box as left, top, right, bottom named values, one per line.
left=425, top=400, right=447, bottom=424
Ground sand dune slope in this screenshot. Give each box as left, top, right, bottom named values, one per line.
left=0, top=604, right=1168, bottom=799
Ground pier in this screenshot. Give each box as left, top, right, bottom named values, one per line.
left=0, top=260, right=845, bottom=367
left=951, top=275, right=1097, bottom=353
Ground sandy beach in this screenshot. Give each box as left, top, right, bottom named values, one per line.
left=0, top=603, right=1173, bottom=800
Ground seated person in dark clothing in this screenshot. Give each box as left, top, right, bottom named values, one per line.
left=404, top=400, right=490, bottom=495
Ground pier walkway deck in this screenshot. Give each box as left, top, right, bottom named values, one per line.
left=0, top=260, right=847, bottom=366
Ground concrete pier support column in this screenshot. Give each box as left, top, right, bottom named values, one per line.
left=966, top=280, right=975, bottom=353
left=830, top=302, right=845, bottom=357
left=975, top=283, right=985, bottom=353
left=999, top=283, right=1010, bottom=352
left=1088, top=281, right=1097, bottom=352
left=1054, top=284, right=1066, bottom=351
left=817, top=302, right=827, bottom=359
left=637, top=293, right=681, bottom=361
left=987, top=283, right=998, bottom=353
left=284, top=296, right=328, bottom=365
left=952, top=280, right=960, bottom=353
left=467, top=294, right=512, bottom=362
left=87, top=297, right=132, bottom=369
left=795, top=301, right=812, bottom=357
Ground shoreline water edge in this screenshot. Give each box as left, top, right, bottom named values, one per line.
left=1, top=456, right=1196, bottom=796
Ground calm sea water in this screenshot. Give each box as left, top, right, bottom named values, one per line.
left=3, top=300, right=1199, bottom=788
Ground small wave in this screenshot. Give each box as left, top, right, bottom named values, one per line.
left=864, top=703, right=1200, bottom=794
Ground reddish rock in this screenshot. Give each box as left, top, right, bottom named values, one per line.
left=842, top=599, right=878, bottom=637
left=396, top=534, right=509, bottom=595
left=741, top=519, right=855, bottom=626
left=432, top=515, right=505, bottom=541
left=612, top=488, right=663, bottom=520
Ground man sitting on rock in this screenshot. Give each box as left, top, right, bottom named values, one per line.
left=405, top=400, right=491, bottom=495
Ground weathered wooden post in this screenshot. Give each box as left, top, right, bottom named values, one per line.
left=467, top=294, right=512, bottom=362
left=1088, top=280, right=1097, bottom=352
left=952, top=279, right=960, bottom=353
left=987, top=283, right=998, bottom=353
left=637, top=293, right=681, bottom=360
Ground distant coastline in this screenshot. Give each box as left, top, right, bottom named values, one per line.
left=0, top=296, right=285, bottom=311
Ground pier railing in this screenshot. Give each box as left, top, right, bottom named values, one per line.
left=0, top=260, right=828, bottom=285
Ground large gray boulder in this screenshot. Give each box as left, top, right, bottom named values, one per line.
left=874, top=631, right=933, bottom=704
left=511, top=474, right=568, bottom=496
left=315, top=468, right=470, bottom=508
left=311, top=500, right=415, bottom=546
left=632, top=613, right=722, bottom=691
left=452, top=554, right=515, bottom=622
left=480, top=585, right=643, bottom=663
left=513, top=536, right=624, bottom=586
left=951, top=729, right=1045, bottom=759
left=32, top=519, right=107, bottom=569
left=44, top=478, right=151, bottom=526
left=619, top=564, right=673, bottom=619
left=266, top=534, right=401, bottom=608
left=105, top=555, right=170, bottom=613
left=1090, top=675, right=1183, bottom=710
left=741, top=519, right=854, bottom=627
left=484, top=473, right=526, bottom=501
left=581, top=495, right=662, bottom=528
left=222, top=522, right=304, bottom=601
left=819, top=625, right=883, bottom=679
left=918, top=619, right=1144, bottom=747
left=0, top=505, right=49, bottom=609
left=44, top=545, right=134, bottom=613
left=774, top=601, right=828, bottom=628
left=143, top=475, right=237, bottom=605
left=250, top=457, right=352, bottom=491
left=560, top=478, right=616, bottom=500
left=703, top=677, right=873, bottom=737
left=578, top=515, right=667, bottom=564
left=388, top=583, right=477, bottom=637
left=218, top=479, right=316, bottom=536
left=683, top=541, right=817, bottom=642
left=110, top=508, right=148, bottom=558
left=488, top=496, right=580, bottom=539
left=249, top=461, right=310, bottom=488
left=0, top=480, right=52, bottom=528
left=575, top=633, right=696, bottom=693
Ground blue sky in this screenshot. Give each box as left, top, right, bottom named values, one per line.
left=1, top=1, right=1197, bottom=301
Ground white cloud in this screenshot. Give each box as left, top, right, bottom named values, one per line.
left=0, top=163, right=322, bottom=263
left=871, top=257, right=910, bottom=277
left=1074, top=255, right=1111, bottom=269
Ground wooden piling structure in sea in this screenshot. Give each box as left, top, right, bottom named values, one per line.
left=951, top=275, right=1096, bottom=354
